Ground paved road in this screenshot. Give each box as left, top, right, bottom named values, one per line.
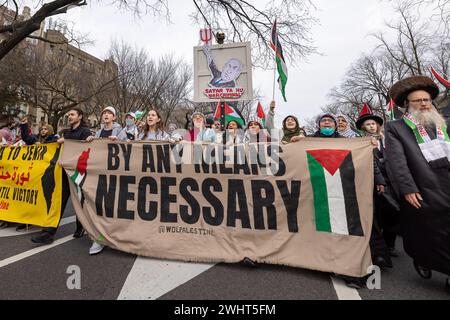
left=0, top=201, right=448, bottom=300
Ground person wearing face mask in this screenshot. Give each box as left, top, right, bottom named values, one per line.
left=311, top=113, right=341, bottom=138
left=167, top=123, right=183, bottom=142
left=313, top=112, right=386, bottom=288
left=123, top=112, right=140, bottom=141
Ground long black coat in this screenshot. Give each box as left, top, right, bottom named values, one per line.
left=385, top=119, right=450, bottom=275
left=19, top=123, right=58, bottom=145
left=374, top=141, right=399, bottom=210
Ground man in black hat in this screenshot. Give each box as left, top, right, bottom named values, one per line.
left=385, top=75, right=450, bottom=291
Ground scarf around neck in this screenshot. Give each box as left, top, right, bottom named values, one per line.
left=282, top=127, right=301, bottom=143
left=403, top=112, right=450, bottom=163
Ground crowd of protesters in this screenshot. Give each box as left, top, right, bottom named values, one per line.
left=0, top=75, right=449, bottom=292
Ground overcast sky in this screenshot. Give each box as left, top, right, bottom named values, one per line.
left=29, top=0, right=398, bottom=127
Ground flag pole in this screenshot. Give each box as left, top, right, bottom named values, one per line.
left=220, top=99, right=225, bottom=131
left=272, top=17, right=278, bottom=102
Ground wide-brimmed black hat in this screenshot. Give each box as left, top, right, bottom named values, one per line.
left=389, top=76, right=439, bottom=107
left=356, top=103, right=383, bottom=130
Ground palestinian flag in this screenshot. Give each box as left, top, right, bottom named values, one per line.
left=214, top=101, right=245, bottom=127
left=386, top=98, right=395, bottom=121
left=307, top=149, right=364, bottom=237
left=70, top=148, right=91, bottom=207
left=256, top=101, right=266, bottom=128
left=270, top=19, right=288, bottom=102
left=431, top=66, right=450, bottom=89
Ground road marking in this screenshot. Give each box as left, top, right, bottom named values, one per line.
left=330, top=275, right=362, bottom=300
left=0, top=216, right=76, bottom=238
left=0, top=235, right=74, bottom=269
left=118, top=257, right=215, bottom=300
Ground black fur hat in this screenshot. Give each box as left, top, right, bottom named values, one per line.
left=389, top=76, right=439, bottom=107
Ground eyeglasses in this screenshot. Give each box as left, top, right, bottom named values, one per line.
left=409, top=98, right=432, bottom=104
left=320, top=118, right=334, bottom=123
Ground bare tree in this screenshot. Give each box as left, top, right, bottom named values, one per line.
left=326, top=0, right=450, bottom=123
left=397, top=0, right=450, bottom=34
left=191, top=0, right=317, bottom=66
left=0, top=1, right=317, bottom=67
left=157, top=56, right=192, bottom=126
left=105, top=41, right=192, bottom=126
left=373, top=1, right=432, bottom=76
left=0, top=1, right=171, bottom=60
left=0, top=45, right=29, bottom=115
left=106, top=40, right=157, bottom=118
left=8, top=39, right=118, bottom=129
left=429, top=38, right=450, bottom=101
left=235, top=88, right=263, bottom=124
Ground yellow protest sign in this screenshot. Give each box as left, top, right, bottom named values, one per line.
left=0, top=143, right=63, bottom=227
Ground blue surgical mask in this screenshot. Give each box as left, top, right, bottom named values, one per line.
left=125, top=119, right=135, bottom=127
left=320, top=127, right=335, bottom=136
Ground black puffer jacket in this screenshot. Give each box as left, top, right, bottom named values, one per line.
left=20, top=123, right=58, bottom=145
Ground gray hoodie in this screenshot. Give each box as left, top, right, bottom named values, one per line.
left=94, top=122, right=127, bottom=140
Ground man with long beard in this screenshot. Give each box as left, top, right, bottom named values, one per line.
left=386, top=76, right=450, bottom=292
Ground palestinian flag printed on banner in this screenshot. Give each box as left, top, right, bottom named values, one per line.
left=256, top=101, right=266, bottom=128
left=214, top=101, right=246, bottom=127
left=307, top=149, right=364, bottom=237
left=70, top=148, right=91, bottom=207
